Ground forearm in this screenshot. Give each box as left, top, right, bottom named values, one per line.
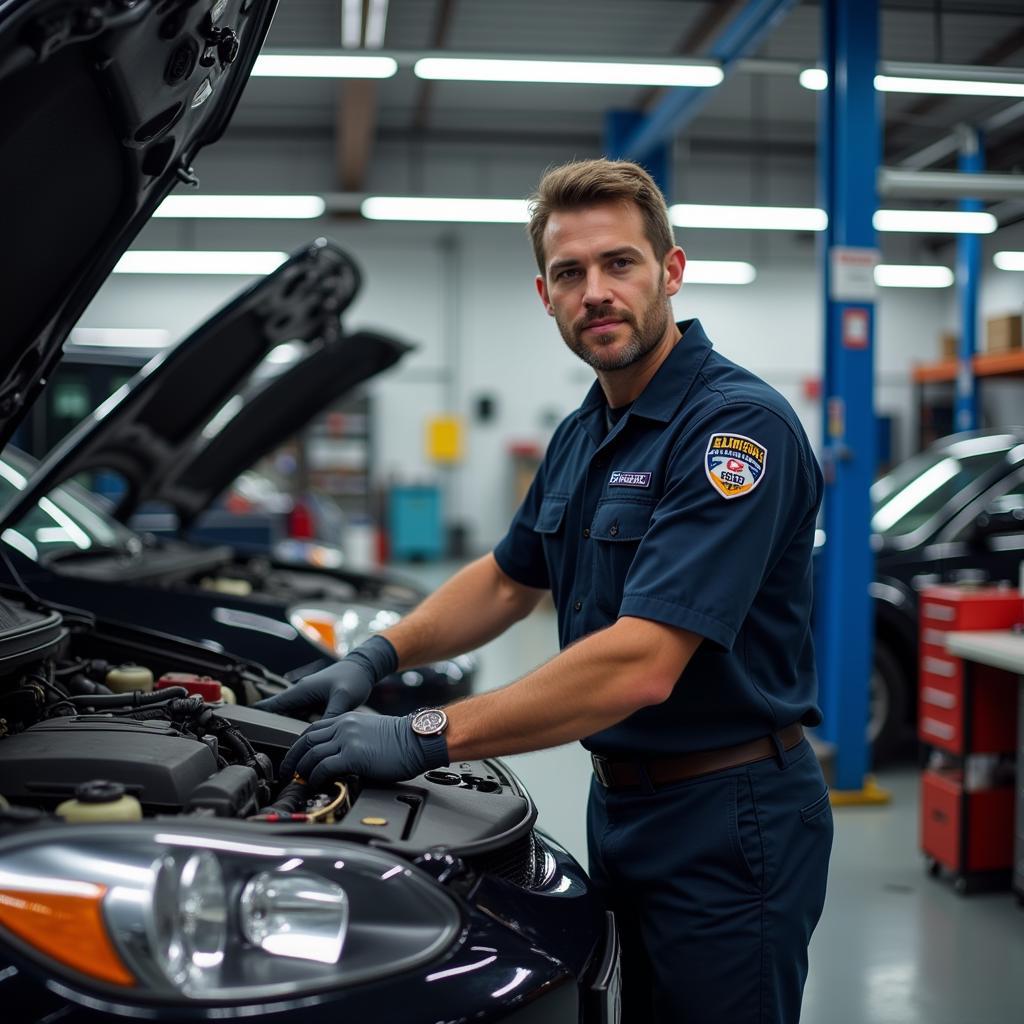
left=382, top=553, right=545, bottom=669
left=444, top=617, right=701, bottom=760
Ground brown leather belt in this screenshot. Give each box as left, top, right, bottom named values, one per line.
left=591, top=723, right=805, bottom=791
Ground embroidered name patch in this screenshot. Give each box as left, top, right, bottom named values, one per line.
left=609, top=470, right=651, bottom=488
left=705, top=433, right=767, bottom=500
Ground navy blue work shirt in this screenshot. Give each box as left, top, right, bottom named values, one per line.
left=493, top=319, right=824, bottom=756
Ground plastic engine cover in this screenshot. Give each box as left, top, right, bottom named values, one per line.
left=0, top=718, right=218, bottom=811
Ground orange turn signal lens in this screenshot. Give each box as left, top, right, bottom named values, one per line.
left=295, top=615, right=337, bottom=651
left=0, top=885, right=135, bottom=987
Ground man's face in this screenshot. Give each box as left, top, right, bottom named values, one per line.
left=535, top=201, right=684, bottom=373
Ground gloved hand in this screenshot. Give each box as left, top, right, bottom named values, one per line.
left=280, top=712, right=449, bottom=788
left=254, top=634, right=398, bottom=719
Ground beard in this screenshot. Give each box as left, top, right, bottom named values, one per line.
left=555, top=285, right=671, bottom=373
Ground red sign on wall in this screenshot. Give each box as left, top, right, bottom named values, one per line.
left=842, top=307, right=870, bottom=349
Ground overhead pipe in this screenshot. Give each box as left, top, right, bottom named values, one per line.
left=879, top=168, right=1024, bottom=200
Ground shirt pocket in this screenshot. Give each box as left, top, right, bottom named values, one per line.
left=532, top=495, right=569, bottom=599
left=590, top=498, right=656, bottom=614
left=533, top=494, right=568, bottom=534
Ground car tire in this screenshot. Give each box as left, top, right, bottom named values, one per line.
left=869, top=641, right=909, bottom=763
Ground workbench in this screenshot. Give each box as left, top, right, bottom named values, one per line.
left=941, top=629, right=1024, bottom=898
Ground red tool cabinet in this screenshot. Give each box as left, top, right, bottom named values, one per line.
left=918, top=586, right=1022, bottom=893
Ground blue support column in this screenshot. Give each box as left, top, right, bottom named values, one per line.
left=605, top=110, right=672, bottom=201
left=955, top=127, right=983, bottom=432
left=815, top=0, right=880, bottom=792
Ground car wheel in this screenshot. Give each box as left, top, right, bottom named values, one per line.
left=869, top=642, right=909, bottom=762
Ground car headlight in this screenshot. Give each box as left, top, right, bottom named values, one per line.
left=290, top=604, right=401, bottom=658
left=0, top=825, right=460, bottom=1006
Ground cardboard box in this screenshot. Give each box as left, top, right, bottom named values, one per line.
left=939, top=331, right=958, bottom=360
left=985, top=314, right=1022, bottom=353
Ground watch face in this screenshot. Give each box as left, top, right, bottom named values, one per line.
left=412, top=708, right=447, bottom=736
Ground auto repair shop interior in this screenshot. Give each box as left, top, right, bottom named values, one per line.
left=1, top=1, right=1024, bottom=1022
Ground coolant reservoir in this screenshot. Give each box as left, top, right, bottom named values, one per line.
left=56, top=781, right=143, bottom=823
left=105, top=664, right=154, bottom=694
left=219, top=685, right=237, bottom=704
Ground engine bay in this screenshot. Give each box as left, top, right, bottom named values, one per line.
left=0, top=593, right=539, bottom=877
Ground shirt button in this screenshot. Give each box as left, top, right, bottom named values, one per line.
left=573, top=599, right=582, bottom=612
left=609, top=524, right=619, bottom=537
left=582, top=527, right=590, bottom=539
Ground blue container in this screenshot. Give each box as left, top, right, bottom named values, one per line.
left=389, top=485, right=444, bottom=561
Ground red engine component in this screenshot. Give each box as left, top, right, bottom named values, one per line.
left=288, top=499, right=315, bottom=540
left=156, top=673, right=223, bottom=702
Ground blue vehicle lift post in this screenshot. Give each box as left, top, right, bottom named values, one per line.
left=815, top=0, right=887, bottom=800
left=955, top=126, right=983, bottom=432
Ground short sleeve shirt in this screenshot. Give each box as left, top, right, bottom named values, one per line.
left=493, top=319, right=824, bottom=756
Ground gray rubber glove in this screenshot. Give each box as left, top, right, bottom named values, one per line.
left=254, top=635, right=398, bottom=719
left=280, top=712, right=449, bottom=788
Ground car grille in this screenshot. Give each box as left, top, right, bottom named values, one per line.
left=472, top=830, right=549, bottom=889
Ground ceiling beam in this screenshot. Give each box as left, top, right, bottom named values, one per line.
left=337, top=78, right=380, bottom=191
left=602, top=0, right=799, bottom=162
left=412, top=0, right=457, bottom=132
left=334, top=0, right=390, bottom=192
left=885, top=22, right=1024, bottom=163
left=635, top=0, right=747, bottom=112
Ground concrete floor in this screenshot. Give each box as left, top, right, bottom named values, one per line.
left=395, top=561, right=1024, bottom=1023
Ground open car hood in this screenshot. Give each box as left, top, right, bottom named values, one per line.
left=0, top=240, right=412, bottom=530
left=0, top=0, right=277, bottom=447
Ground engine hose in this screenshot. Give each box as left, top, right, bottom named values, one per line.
left=66, top=686, right=189, bottom=709
left=259, top=778, right=308, bottom=816
left=216, top=725, right=263, bottom=772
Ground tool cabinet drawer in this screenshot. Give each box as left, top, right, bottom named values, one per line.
left=921, top=771, right=1014, bottom=873
left=919, top=587, right=1023, bottom=632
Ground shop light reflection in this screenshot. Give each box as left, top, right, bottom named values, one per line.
left=491, top=968, right=532, bottom=998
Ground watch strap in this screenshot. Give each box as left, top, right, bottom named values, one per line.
left=417, top=731, right=450, bottom=770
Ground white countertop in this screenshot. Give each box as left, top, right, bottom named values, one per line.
left=944, top=630, right=1024, bottom=675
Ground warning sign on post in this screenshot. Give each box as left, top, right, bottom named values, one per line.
left=829, top=247, right=879, bottom=302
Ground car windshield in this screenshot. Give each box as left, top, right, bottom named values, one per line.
left=870, top=435, right=1016, bottom=538
left=0, top=449, right=140, bottom=561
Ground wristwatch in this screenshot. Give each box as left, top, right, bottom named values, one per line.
left=410, top=708, right=450, bottom=768
left=410, top=707, right=449, bottom=736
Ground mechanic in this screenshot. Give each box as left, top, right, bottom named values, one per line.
left=257, top=158, right=833, bottom=1024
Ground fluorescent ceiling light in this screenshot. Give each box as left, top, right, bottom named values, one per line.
left=874, top=265, right=953, bottom=288
left=873, top=209, right=996, bottom=234
left=875, top=74, right=1024, bottom=98
left=799, top=68, right=828, bottom=91
left=154, top=195, right=325, bottom=219
left=670, top=203, right=827, bottom=231
left=362, top=196, right=529, bottom=222
left=684, top=261, right=756, bottom=285
left=364, top=0, right=389, bottom=49
left=113, top=251, right=288, bottom=275
left=342, top=0, right=362, bottom=48
left=252, top=54, right=397, bottom=78
left=69, top=327, right=171, bottom=348
left=799, top=69, right=1024, bottom=98
left=994, top=251, right=1024, bottom=271
left=413, top=57, right=723, bottom=87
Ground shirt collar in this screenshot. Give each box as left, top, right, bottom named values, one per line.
left=575, top=319, right=713, bottom=441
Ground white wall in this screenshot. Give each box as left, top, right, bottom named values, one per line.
left=79, top=214, right=957, bottom=551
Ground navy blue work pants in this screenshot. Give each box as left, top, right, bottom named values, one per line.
left=587, top=738, right=833, bottom=1023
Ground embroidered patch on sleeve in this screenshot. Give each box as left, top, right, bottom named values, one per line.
left=705, top=433, right=768, bottom=500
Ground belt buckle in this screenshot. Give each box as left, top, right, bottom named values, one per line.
left=591, top=753, right=612, bottom=788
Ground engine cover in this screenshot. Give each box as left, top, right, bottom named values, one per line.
left=0, top=717, right=218, bottom=812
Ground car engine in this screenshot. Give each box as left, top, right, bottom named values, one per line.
left=0, top=591, right=545, bottom=888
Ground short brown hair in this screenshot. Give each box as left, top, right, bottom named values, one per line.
left=527, top=158, right=674, bottom=274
